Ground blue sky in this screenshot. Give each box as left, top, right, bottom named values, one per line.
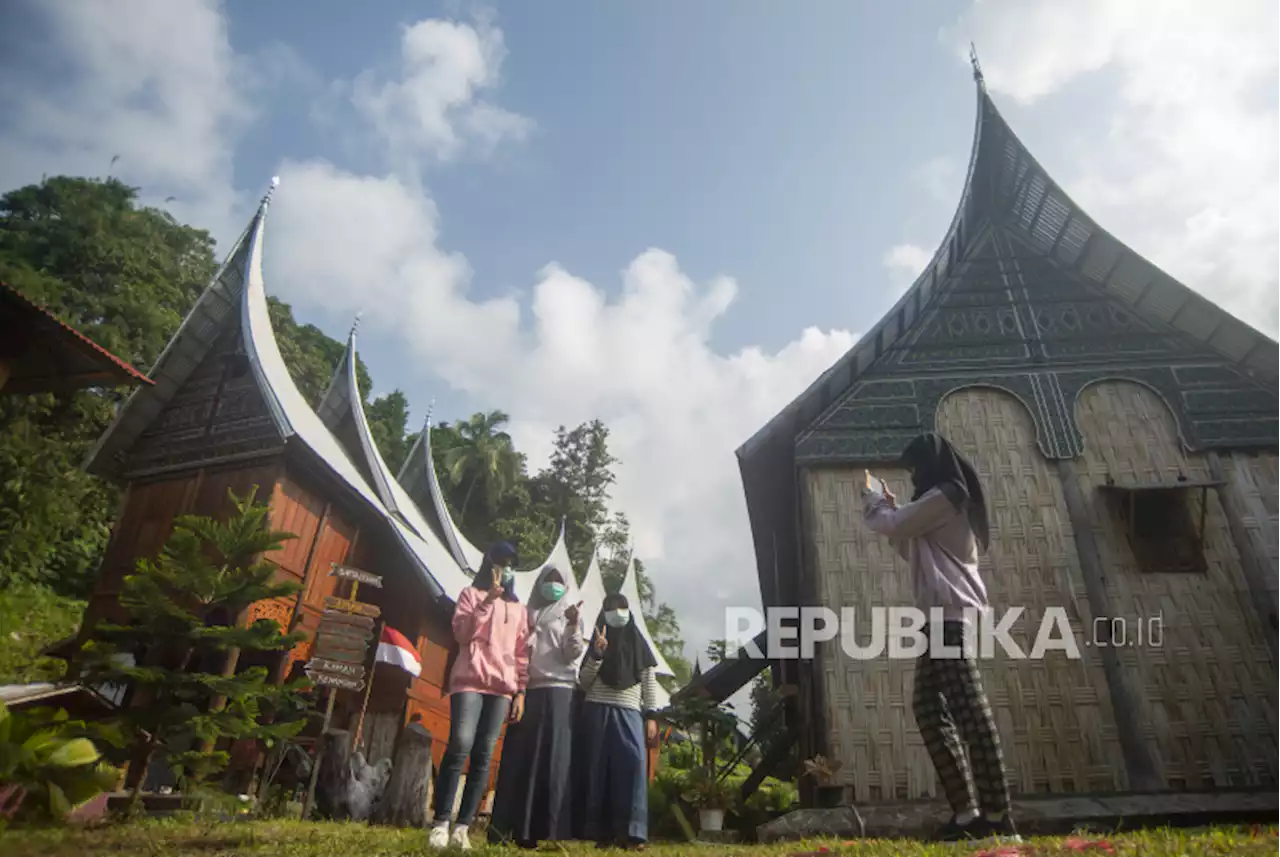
left=1, top=1, right=1276, bottom=687
left=225, top=1, right=979, bottom=358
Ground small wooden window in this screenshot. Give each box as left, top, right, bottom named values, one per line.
left=1103, top=482, right=1220, bottom=574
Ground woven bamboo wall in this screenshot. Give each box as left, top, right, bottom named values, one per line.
left=934, top=390, right=1125, bottom=794
left=1220, top=451, right=1279, bottom=611
left=805, top=387, right=1126, bottom=802
left=806, top=463, right=926, bottom=802
left=1073, top=381, right=1278, bottom=789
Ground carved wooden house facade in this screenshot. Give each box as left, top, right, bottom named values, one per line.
left=737, top=72, right=1278, bottom=805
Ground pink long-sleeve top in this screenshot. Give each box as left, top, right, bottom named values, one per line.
left=861, top=485, right=988, bottom=624
left=447, top=585, right=531, bottom=698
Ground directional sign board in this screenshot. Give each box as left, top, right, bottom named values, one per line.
left=307, top=658, right=366, bottom=679
left=306, top=669, right=365, bottom=692
left=321, top=609, right=376, bottom=630
left=313, top=638, right=369, bottom=664
left=324, top=596, right=381, bottom=619
left=317, top=623, right=373, bottom=645
left=307, top=578, right=382, bottom=693
left=330, top=564, right=383, bottom=588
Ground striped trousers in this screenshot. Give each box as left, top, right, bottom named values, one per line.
left=913, top=621, right=1011, bottom=816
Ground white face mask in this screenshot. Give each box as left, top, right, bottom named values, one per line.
left=604, top=609, right=630, bottom=628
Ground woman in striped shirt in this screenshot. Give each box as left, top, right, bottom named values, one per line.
left=577, top=593, right=659, bottom=849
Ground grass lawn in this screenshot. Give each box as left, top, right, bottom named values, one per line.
left=1, top=820, right=1275, bottom=856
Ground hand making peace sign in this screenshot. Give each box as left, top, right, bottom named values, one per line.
left=592, top=625, right=609, bottom=656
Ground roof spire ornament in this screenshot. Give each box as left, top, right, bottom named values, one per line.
left=424, top=398, right=436, bottom=430
left=969, top=43, right=985, bottom=86
left=348, top=311, right=363, bottom=339
left=260, top=175, right=281, bottom=210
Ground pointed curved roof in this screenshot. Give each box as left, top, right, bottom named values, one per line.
left=737, top=74, right=1279, bottom=608
left=620, top=558, right=675, bottom=677
left=399, top=421, right=486, bottom=571
left=396, top=417, right=583, bottom=598
left=577, top=549, right=608, bottom=635
left=314, top=330, right=473, bottom=597
left=87, top=184, right=470, bottom=601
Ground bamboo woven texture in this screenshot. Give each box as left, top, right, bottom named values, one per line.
left=1073, top=381, right=1278, bottom=790
left=806, top=388, right=1125, bottom=803
left=1223, top=451, right=1279, bottom=608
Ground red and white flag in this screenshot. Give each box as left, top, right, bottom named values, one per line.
left=375, top=626, right=422, bottom=677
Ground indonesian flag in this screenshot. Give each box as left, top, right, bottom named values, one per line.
left=375, top=626, right=422, bottom=677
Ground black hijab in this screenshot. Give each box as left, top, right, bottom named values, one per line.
left=899, top=432, right=990, bottom=551
left=592, top=593, right=657, bottom=689
left=471, top=541, right=520, bottom=602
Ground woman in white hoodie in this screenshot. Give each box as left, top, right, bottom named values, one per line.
left=488, top=565, right=586, bottom=848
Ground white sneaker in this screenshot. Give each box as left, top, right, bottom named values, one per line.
left=428, top=823, right=450, bottom=849
left=449, top=825, right=471, bottom=851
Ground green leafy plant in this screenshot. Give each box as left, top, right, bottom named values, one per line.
left=78, top=488, right=311, bottom=794
left=743, top=777, right=798, bottom=814
left=0, top=702, right=121, bottom=823
left=662, top=695, right=739, bottom=774
left=679, top=766, right=735, bottom=810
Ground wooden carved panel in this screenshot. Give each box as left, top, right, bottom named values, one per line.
left=125, top=327, right=283, bottom=475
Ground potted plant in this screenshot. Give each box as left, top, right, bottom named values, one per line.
left=681, top=768, right=735, bottom=832
left=802, top=755, right=844, bottom=808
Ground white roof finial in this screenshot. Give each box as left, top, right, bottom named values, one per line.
left=349, top=311, right=363, bottom=339
left=260, top=175, right=281, bottom=210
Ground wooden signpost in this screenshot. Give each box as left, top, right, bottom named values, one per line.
left=301, top=564, right=384, bottom=819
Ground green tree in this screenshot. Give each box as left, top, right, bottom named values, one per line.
left=0, top=175, right=378, bottom=597
left=366, top=390, right=412, bottom=474
left=78, top=488, right=310, bottom=791
left=706, top=639, right=729, bottom=665
left=0, top=583, right=84, bottom=684
left=0, top=177, right=216, bottom=597
left=267, top=298, right=372, bottom=408
left=442, top=410, right=521, bottom=523
left=539, top=420, right=616, bottom=570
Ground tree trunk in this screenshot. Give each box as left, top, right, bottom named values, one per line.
left=315, top=728, right=354, bottom=821
left=459, top=473, right=478, bottom=520
left=373, top=722, right=434, bottom=828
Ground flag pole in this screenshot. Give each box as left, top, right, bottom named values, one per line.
left=350, top=617, right=383, bottom=755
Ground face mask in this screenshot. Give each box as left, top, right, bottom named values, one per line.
left=500, top=567, right=515, bottom=585
left=540, top=581, right=566, bottom=602
left=604, top=609, right=630, bottom=628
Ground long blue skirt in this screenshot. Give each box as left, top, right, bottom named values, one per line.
left=488, top=686, right=574, bottom=843
left=577, top=701, right=648, bottom=843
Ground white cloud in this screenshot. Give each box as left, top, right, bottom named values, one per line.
left=882, top=243, right=932, bottom=285
left=910, top=156, right=961, bottom=205
left=350, top=18, right=533, bottom=170
left=943, top=0, right=1279, bottom=333
left=0, top=3, right=853, bottom=670
left=0, top=0, right=251, bottom=241
left=267, top=168, right=856, bottom=651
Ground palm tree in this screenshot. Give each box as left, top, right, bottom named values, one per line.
left=443, top=410, right=520, bottom=520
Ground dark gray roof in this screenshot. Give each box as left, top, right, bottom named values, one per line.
left=736, top=79, right=1278, bottom=609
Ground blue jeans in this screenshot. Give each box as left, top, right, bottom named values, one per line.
left=433, top=692, right=511, bottom=825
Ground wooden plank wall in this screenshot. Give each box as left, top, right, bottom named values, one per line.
left=84, top=460, right=280, bottom=635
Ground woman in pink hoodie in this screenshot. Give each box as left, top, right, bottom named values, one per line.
left=429, top=542, right=530, bottom=851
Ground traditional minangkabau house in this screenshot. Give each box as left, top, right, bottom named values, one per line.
left=734, top=66, right=1278, bottom=807
left=74, top=180, right=667, bottom=791
left=1, top=281, right=152, bottom=395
